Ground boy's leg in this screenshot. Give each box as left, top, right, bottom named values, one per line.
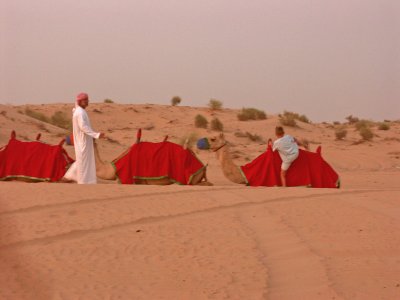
left=280, top=169, right=287, bottom=187
left=280, top=153, right=298, bottom=187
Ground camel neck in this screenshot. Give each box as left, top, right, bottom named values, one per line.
left=215, top=143, right=245, bottom=184
left=93, top=141, right=105, bottom=165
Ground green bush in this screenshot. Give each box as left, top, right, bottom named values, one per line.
left=194, top=114, right=208, bottom=128
left=104, top=99, right=114, bottom=103
left=237, top=108, right=267, bottom=121
left=208, top=99, right=223, bottom=110
left=171, top=96, right=181, bottom=106
left=50, top=111, right=71, bottom=130
left=335, top=127, right=347, bottom=140
left=359, top=126, right=373, bottom=141
left=378, top=122, right=390, bottom=130
left=25, top=108, right=49, bottom=123
left=210, top=118, right=224, bottom=131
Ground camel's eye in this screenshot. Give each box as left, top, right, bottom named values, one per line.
left=210, top=138, right=216, bottom=142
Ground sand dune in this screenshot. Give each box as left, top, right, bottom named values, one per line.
left=0, top=103, right=399, bottom=299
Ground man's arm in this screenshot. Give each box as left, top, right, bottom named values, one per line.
left=77, top=112, right=103, bottom=139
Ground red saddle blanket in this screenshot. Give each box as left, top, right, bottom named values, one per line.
left=112, top=141, right=206, bottom=185
left=240, top=146, right=340, bottom=188
left=0, top=137, right=74, bottom=182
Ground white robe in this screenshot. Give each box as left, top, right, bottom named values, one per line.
left=71, top=106, right=100, bottom=184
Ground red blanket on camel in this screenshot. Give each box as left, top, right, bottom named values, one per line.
left=240, top=145, right=340, bottom=188
left=0, top=133, right=74, bottom=182
left=112, top=141, right=206, bottom=185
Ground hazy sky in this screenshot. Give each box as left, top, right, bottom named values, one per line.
left=1, top=0, right=399, bottom=122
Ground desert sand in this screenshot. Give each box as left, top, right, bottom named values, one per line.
left=0, top=102, right=399, bottom=299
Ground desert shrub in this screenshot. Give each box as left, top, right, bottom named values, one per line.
left=335, top=127, right=347, bottom=140
left=279, top=110, right=311, bottom=126
left=25, top=108, right=49, bottom=123
left=104, top=99, right=114, bottom=103
left=359, top=126, right=373, bottom=141
left=297, top=114, right=310, bottom=123
left=246, top=132, right=263, bottom=142
left=210, top=118, right=224, bottom=131
left=378, top=122, right=390, bottom=130
left=194, top=114, right=208, bottom=128
left=50, top=111, right=71, bottom=130
left=354, top=120, right=373, bottom=131
left=171, top=96, right=181, bottom=106
left=346, top=115, right=359, bottom=124
left=283, top=111, right=310, bottom=123
left=208, top=99, right=223, bottom=110
left=279, top=114, right=297, bottom=127
left=333, top=121, right=341, bottom=125
left=237, top=108, right=267, bottom=121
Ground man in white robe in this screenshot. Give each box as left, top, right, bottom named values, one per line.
left=71, top=92, right=105, bottom=184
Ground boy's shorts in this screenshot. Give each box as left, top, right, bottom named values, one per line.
left=281, top=152, right=299, bottom=171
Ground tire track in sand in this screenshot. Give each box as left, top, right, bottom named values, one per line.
left=0, top=189, right=381, bottom=251
left=237, top=206, right=342, bottom=299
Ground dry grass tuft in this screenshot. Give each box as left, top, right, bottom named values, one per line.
left=25, top=108, right=49, bottom=123
left=235, top=130, right=263, bottom=142
left=208, top=99, right=223, bottom=110
left=345, top=115, right=359, bottom=124
left=195, top=114, right=208, bottom=128
left=237, top=108, right=267, bottom=121
left=335, top=126, right=348, bottom=140
left=245, top=132, right=263, bottom=142
left=279, top=113, right=297, bottom=127
left=171, top=96, right=181, bottom=106
left=359, top=126, right=373, bottom=141
left=354, top=120, right=373, bottom=131
left=51, top=111, right=71, bottom=130
left=280, top=111, right=310, bottom=125
left=378, top=122, right=390, bottom=130
left=210, top=118, right=224, bottom=131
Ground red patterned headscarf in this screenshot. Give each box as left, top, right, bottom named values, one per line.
left=74, top=92, right=89, bottom=112
left=76, top=92, right=88, bottom=102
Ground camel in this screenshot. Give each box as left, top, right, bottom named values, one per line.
left=197, top=133, right=246, bottom=184
left=0, top=131, right=75, bottom=182
left=197, top=133, right=340, bottom=188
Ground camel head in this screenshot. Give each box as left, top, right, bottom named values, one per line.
left=197, top=133, right=227, bottom=152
